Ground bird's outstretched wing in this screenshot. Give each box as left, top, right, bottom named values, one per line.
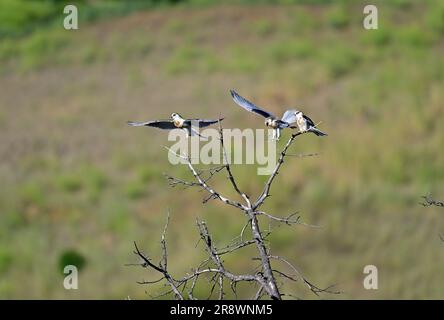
left=281, top=109, right=298, bottom=124
left=230, top=89, right=275, bottom=119
left=185, top=118, right=224, bottom=128
left=127, top=120, right=176, bottom=130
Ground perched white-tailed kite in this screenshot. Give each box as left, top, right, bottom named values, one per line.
left=128, top=113, right=223, bottom=137
left=295, top=111, right=327, bottom=136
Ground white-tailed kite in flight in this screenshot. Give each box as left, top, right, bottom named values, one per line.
left=128, top=113, right=223, bottom=137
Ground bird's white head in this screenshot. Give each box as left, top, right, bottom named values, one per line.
left=265, top=118, right=273, bottom=127
left=171, top=113, right=181, bottom=120
left=295, top=111, right=303, bottom=119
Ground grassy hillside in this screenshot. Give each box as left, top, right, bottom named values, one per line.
left=0, top=0, right=443, bottom=299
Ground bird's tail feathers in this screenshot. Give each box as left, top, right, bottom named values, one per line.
left=309, top=127, right=328, bottom=136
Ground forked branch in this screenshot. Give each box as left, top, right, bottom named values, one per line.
left=131, top=124, right=335, bottom=300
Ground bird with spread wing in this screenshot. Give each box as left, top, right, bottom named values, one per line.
left=230, top=89, right=326, bottom=139
left=128, top=113, right=223, bottom=137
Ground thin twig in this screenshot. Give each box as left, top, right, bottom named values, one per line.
left=133, top=241, right=184, bottom=300
left=286, top=152, right=319, bottom=158
left=218, top=119, right=251, bottom=207
left=269, top=255, right=340, bottom=296
left=256, top=211, right=321, bottom=228
left=253, top=131, right=306, bottom=211
left=165, top=146, right=248, bottom=210
left=160, top=212, right=170, bottom=270
left=253, top=285, right=264, bottom=300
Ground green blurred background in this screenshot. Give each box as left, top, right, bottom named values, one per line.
left=0, top=0, right=443, bottom=299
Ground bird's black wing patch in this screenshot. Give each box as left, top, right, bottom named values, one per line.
left=127, top=120, right=176, bottom=130
left=186, top=118, right=224, bottom=128
left=303, top=115, right=315, bottom=127
left=230, top=89, right=275, bottom=119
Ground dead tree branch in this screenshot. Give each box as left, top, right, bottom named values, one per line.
left=253, top=132, right=304, bottom=211
left=131, top=123, right=335, bottom=299
left=218, top=119, right=252, bottom=207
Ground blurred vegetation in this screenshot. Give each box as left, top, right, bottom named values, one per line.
left=0, top=0, right=186, bottom=38
left=58, top=249, right=86, bottom=274
left=0, top=0, right=444, bottom=299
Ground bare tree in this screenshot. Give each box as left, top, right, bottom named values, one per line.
left=129, top=123, right=338, bottom=300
